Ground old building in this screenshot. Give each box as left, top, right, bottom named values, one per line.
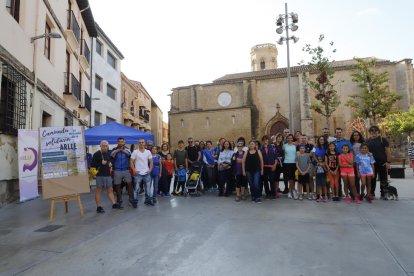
left=162, top=121, right=169, bottom=145
left=121, top=73, right=151, bottom=133
left=90, top=23, right=124, bottom=126
left=150, top=99, right=163, bottom=145
left=169, top=43, right=414, bottom=148
left=0, top=0, right=97, bottom=205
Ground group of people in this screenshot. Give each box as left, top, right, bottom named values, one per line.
left=90, top=125, right=394, bottom=213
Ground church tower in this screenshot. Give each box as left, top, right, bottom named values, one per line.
left=250, top=43, right=278, bottom=72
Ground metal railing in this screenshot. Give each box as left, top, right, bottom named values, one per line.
left=84, top=91, right=91, bottom=112
left=81, top=39, right=90, bottom=64
left=63, top=72, right=81, bottom=102
left=67, top=10, right=80, bottom=42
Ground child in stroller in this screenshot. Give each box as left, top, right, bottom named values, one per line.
left=184, top=161, right=203, bottom=196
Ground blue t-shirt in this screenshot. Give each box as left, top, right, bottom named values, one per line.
left=202, top=148, right=216, bottom=165
left=283, top=144, right=297, bottom=164
left=151, top=154, right=161, bottom=177
left=355, top=153, right=375, bottom=174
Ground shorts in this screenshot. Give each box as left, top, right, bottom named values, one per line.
left=341, top=170, right=355, bottom=177
left=283, top=163, right=296, bottom=181
left=298, top=173, right=310, bottom=184
left=96, top=176, right=113, bottom=189
left=316, top=173, right=327, bottom=187
left=360, top=173, right=374, bottom=177
left=113, top=170, right=132, bottom=185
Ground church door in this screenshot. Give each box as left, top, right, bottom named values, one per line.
left=270, top=121, right=288, bottom=137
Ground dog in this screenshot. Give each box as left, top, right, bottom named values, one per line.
left=386, top=185, right=398, bottom=200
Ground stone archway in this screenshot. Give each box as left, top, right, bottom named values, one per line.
left=265, top=103, right=289, bottom=138
left=270, top=121, right=288, bottom=137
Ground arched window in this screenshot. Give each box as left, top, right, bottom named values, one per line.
left=260, top=60, right=266, bottom=70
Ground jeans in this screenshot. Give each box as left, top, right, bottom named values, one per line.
left=246, top=171, right=261, bottom=200
left=151, top=175, right=159, bottom=200
left=134, top=174, right=152, bottom=202
left=371, top=162, right=388, bottom=196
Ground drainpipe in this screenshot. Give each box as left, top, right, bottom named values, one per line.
left=30, top=0, right=41, bottom=129
left=89, top=37, right=94, bottom=127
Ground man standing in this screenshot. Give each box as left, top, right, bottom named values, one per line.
left=91, top=140, right=122, bottom=213
left=323, top=128, right=336, bottom=143
left=260, top=135, right=277, bottom=199
left=173, top=140, right=188, bottom=195
left=111, top=137, right=133, bottom=208
left=333, top=128, right=352, bottom=154
left=185, top=137, right=200, bottom=169
left=367, top=126, right=391, bottom=199
left=130, top=139, right=153, bottom=207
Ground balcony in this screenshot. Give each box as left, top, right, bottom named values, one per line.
left=65, top=10, right=80, bottom=51
left=79, top=90, right=91, bottom=112
left=79, top=39, right=90, bottom=70
left=139, top=108, right=150, bottom=122
left=63, top=72, right=81, bottom=102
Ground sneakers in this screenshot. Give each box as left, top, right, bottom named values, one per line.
left=316, top=196, right=321, bottom=203
left=96, top=206, right=105, bottom=213
left=299, top=194, right=303, bottom=201
left=152, top=198, right=158, bottom=204
left=255, top=198, right=263, bottom=204
left=322, top=196, right=328, bottom=202
left=345, top=197, right=352, bottom=203
left=312, top=193, right=317, bottom=200
left=307, top=194, right=312, bottom=200
left=144, top=200, right=154, bottom=206
left=288, top=192, right=293, bottom=199
left=355, top=198, right=361, bottom=204
left=129, top=199, right=138, bottom=209
left=112, top=203, right=124, bottom=210
left=293, top=189, right=298, bottom=200
left=270, top=195, right=276, bottom=200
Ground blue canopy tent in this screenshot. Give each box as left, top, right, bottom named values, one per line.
left=84, top=122, right=154, bottom=145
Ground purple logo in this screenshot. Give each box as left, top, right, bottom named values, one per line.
left=22, top=147, right=38, bottom=172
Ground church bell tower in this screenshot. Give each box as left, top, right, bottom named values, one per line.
left=250, top=43, right=278, bottom=72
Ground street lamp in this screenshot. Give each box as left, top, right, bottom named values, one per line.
left=276, top=3, right=299, bottom=132
left=30, top=32, right=62, bottom=128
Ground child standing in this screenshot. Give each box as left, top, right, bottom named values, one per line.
left=326, top=143, right=340, bottom=201
left=339, top=145, right=361, bottom=204
left=296, top=145, right=311, bottom=201
left=355, top=143, right=375, bottom=203
left=163, top=153, right=174, bottom=196
left=315, top=156, right=328, bottom=202
left=175, top=165, right=187, bottom=195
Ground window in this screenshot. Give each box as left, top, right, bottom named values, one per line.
left=130, top=101, right=134, bottom=115
left=107, top=51, right=116, bottom=69
left=106, top=116, right=115, bottom=123
left=0, top=65, right=27, bottom=136
left=260, top=60, right=265, bottom=70
left=94, top=111, right=101, bottom=126
left=6, top=0, right=20, bottom=22
left=64, top=111, right=73, bottom=126
left=44, top=22, right=51, bottom=60
left=95, top=74, right=102, bottom=91
left=107, top=83, right=116, bottom=100
left=96, top=40, right=103, bottom=55
left=42, top=111, right=52, bottom=127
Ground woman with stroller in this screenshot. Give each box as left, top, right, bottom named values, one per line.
left=217, top=140, right=234, bottom=197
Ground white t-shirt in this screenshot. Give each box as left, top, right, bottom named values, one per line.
left=131, top=149, right=152, bottom=175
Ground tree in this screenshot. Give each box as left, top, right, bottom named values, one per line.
left=380, top=107, right=414, bottom=138
left=302, top=34, right=341, bottom=130
left=346, top=57, right=402, bottom=125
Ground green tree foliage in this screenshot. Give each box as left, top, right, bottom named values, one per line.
left=302, top=34, right=340, bottom=129
left=380, top=107, right=414, bottom=138
left=346, top=57, right=402, bottom=125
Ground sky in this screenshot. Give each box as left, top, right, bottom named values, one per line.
left=88, top=0, right=414, bottom=121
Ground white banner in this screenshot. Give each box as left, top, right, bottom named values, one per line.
left=39, top=126, right=86, bottom=179
left=18, top=129, right=39, bottom=202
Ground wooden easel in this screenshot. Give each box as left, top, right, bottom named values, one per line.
left=49, top=194, right=84, bottom=223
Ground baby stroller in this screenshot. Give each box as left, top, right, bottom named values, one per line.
left=184, top=161, right=204, bottom=197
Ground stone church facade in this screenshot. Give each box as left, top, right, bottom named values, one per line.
left=169, top=43, right=414, bottom=147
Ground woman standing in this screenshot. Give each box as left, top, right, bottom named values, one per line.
left=350, top=130, right=365, bottom=195
left=242, top=140, right=264, bottom=203
left=273, top=134, right=285, bottom=195
left=217, top=140, right=234, bottom=196
left=283, top=134, right=297, bottom=199
left=233, top=142, right=247, bottom=201
left=158, top=143, right=170, bottom=196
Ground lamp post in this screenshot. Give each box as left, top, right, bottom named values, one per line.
left=276, top=3, right=299, bottom=132
left=30, top=32, right=62, bottom=128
